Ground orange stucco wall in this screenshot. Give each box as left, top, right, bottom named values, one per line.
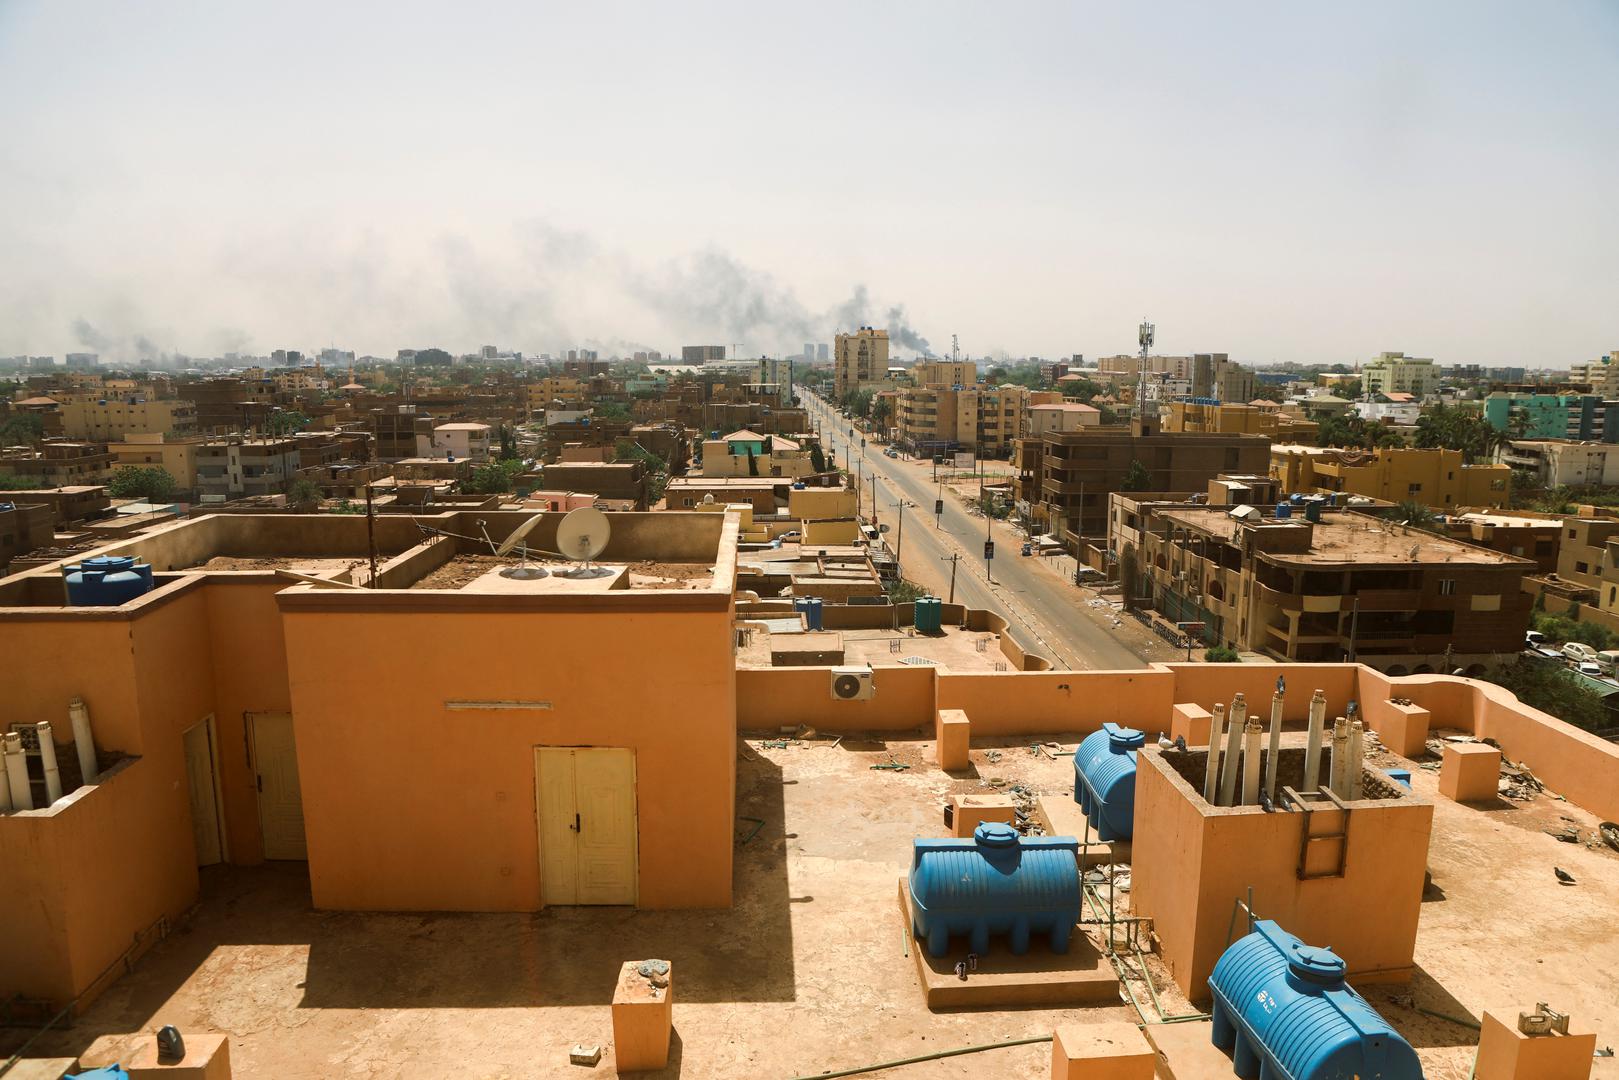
left=736, top=664, right=937, bottom=732
left=280, top=605, right=738, bottom=911
left=1131, top=748, right=1433, bottom=1001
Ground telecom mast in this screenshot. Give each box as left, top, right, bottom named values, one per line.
left=1137, top=317, right=1155, bottom=421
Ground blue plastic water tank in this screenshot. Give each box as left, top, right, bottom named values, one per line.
left=793, top=597, right=812, bottom=626
left=1209, top=920, right=1422, bottom=1080
left=1275, top=502, right=1292, bottom=519
left=806, top=597, right=823, bottom=631
left=1073, top=723, right=1145, bottom=841
left=914, top=596, right=943, bottom=633
left=62, top=555, right=155, bottom=607
left=909, top=822, right=1082, bottom=957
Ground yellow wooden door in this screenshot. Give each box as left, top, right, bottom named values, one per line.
left=250, top=713, right=307, bottom=860
left=182, top=718, right=223, bottom=866
left=535, top=747, right=637, bottom=906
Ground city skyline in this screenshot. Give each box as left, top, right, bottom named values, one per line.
left=2, top=2, right=1616, bottom=366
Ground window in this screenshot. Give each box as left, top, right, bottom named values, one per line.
left=1437, top=579, right=1456, bottom=595
left=1576, top=562, right=1590, bottom=574
left=1407, top=483, right=1422, bottom=495
left=1570, top=529, right=1578, bottom=539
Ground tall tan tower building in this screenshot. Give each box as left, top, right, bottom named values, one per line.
left=833, top=327, right=889, bottom=398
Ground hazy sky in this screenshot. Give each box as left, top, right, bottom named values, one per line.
left=2, top=2, right=1616, bottom=366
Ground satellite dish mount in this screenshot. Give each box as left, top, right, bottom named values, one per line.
left=556, top=507, right=613, bottom=579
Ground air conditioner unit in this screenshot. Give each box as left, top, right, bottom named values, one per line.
left=830, top=665, right=875, bottom=701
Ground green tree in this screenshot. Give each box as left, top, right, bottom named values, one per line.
left=466, top=461, right=514, bottom=494
left=0, top=412, right=45, bottom=447
left=1204, top=645, right=1241, bottom=663
left=267, top=409, right=311, bottom=436
left=886, top=578, right=927, bottom=605
left=870, top=394, right=893, bottom=430
left=497, top=424, right=520, bottom=461
left=1413, top=404, right=1501, bottom=463
left=1120, top=458, right=1152, bottom=492
left=286, top=476, right=323, bottom=511
left=809, top=444, right=827, bottom=473
left=1250, top=384, right=1285, bottom=403
left=107, top=465, right=177, bottom=502
left=1481, top=659, right=1612, bottom=732
left=594, top=401, right=631, bottom=421
left=1390, top=500, right=1438, bottom=528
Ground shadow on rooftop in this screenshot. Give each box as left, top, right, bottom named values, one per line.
left=1360, top=963, right=1480, bottom=1050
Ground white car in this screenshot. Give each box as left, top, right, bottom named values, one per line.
left=1574, top=661, right=1605, bottom=678
left=1562, top=642, right=1601, bottom=664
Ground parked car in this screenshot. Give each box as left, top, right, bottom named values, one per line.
left=1574, top=661, right=1605, bottom=678
left=1021, top=542, right=1033, bottom=556
left=1598, top=650, right=1619, bottom=675
left=1562, top=642, right=1601, bottom=664
left=1525, top=630, right=1546, bottom=648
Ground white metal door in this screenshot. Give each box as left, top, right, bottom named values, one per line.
left=535, top=747, right=637, bottom=906
left=250, top=712, right=307, bottom=860
left=182, top=717, right=224, bottom=866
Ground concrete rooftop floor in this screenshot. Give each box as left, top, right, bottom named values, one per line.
left=9, top=726, right=1619, bottom=1079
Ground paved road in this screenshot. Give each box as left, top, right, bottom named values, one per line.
left=805, top=393, right=1147, bottom=671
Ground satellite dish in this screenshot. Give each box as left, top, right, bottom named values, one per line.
left=494, top=512, right=551, bottom=578
left=556, top=507, right=612, bottom=577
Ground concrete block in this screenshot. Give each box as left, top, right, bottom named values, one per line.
left=951, top=793, right=1016, bottom=837
left=1050, top=1022, right=1155, bottom=1079
left=1476, top=1008, right=1596, bottom=1080
left=1381, top=700, right=1433, bottom=758
left=936, top=708, right=970, bottom=770
left=1439, top=742, right=1502, bottom=803
left=79, top=1032, right=231, bottom=1080
left=611, top=960, right=673, bottom=1073
left=1170, top=703, right=1213, bottom=746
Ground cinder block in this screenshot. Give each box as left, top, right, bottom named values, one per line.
left=1050, top=1022, right=1155, bottom=1079
left=612, top=960, right=673, bottom=1073
left=952, top=794, right=1016, bottom=837
left=1476, top=1008, right=1596, bottom=1080
left=1439, top=742, right=1501, bottom=803
left=79, top=1032, right=231, bottom=1079
left=936, top=708, right=970, bottom=771
left=1170, top=703, right=1213, bottom=746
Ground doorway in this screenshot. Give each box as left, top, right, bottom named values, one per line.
left=535, top=747, right=637, bottom=905
left=182, top=716, right=226, bottom=866
left=248, top=712, right=307, bottom=860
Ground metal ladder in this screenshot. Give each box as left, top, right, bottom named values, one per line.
left=1279, top=785, right=1351, bottom=880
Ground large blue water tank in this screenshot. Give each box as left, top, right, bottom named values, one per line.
left=1073, top=723, right=1144, bottom=841
left=63, top=555, right=155, bottom=607
left=909, top=822, right=1081, bottom=958
left=1209, top=920, right=1422, bottom=1080
left=806, top=597, right=823, bottom=630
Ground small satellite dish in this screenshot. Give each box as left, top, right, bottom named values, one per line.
left=556, top=507, right=612, bottom=577
left=495, top=512, right=550, bottom=579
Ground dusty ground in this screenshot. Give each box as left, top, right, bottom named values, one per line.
left=12, top=728, right=1619, bottom=1079
left=410, top=556, right=713, bottom=591
left=200, top=556, right=368, bottom=577
left=738, top=625, right=1024, bottom=673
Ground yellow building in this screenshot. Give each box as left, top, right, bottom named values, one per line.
left=908, top=360, right=975, bottom=388
left=1269, top=445, right=1510, bottom=509
left=57, top=396, right=197, bottom=441
left=1362, top=352, right=1439, bottom=397
left=833, top=328, right=889, bottom=398
left=700, top=430, right=814, bottom=478
left=1163, top=401, right=1317, bottom=444
left=526, top=377, right=587, bottom=410
left=894, top=384, right=1056, bottom=457
left=110, top=433, right=202, bottom=491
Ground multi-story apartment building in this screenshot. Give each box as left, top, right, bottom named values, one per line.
left=527, top=377, right=588, bottom=411
left=0, top=441, right=116, bottom=485
left=1567, top=350, right=1619, bottom=394
left=1440, top=511, right=1561, bottom=574
left=1162, top=401, right=1318, bottom=444
left=894, top=384, right=1056, bottom=457
left=681, top=345, right=727, bottom=365
left=109, top=433, right=202, bottom=491
left=699, top=430, right=814, bottom=479
left=426, top=423, right=492, bottom=462
left=1096, top=353, right=1254, bottom=402
left=179, top=376, right=276, bottom=433
left=1013, top=423, right=1270, bottom=543
left=1484, top=394, right=1618, bottom=442
left=908, top=360, right=975, bottom=388
left=1361, top=352, right=1439, bottom=397
left=1271, top=445, right=1510, bottom=509
left=196, top=436, right=302, bottom=499
left=1499, top=439, right=1619, bottom=488
left=1123, top=504, right=1531, bottom=671
left=368, top=405, right=437, bottom=462
left=56, top=396, right=198, bottom=441
left=833, top=327, right=889, bottom=398
left=1026, top=402, right=1101, bottom=436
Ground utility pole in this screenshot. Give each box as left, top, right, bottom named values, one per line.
left=1074, top=482, right=1086, bottom=586
left=941, top=553, right=960, bottom=604
left=364, top=482, right=379, bottom=588
left=1347, top=597, right=1360, bottom=663
left=890, top=498, right=913, bottom=577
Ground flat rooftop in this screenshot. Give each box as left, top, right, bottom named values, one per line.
left=737, top=624, right=1019, bottom=672
left=1159, top=508, right=1529, bottom=567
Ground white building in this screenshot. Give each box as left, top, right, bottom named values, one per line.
left=424, top=422, right=492, bottom=462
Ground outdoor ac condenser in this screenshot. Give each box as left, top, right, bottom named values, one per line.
left=830, top=666, right=875, bottom=701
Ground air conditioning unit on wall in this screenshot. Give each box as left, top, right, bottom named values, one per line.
left=830, top=666, right=875, bottom=701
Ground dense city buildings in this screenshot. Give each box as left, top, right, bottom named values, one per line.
left=1270, top=445, right=1511, bottom=509
left=832, top=326, right=889, bottom=397
left=1361, top=351, right=1440, bottom=397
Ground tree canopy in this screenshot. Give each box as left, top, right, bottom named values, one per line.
left=1120, top=458, right=1153, bottom=492
left=1413, top=404, right=1502, bottom=463
left=107, top=465, right=176, bottom=502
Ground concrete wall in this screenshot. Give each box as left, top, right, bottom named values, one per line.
left=736, top=664, right=938, bottom=732
left=280, top=603, right=738, bottom=911
left=1131, top=747, right=1433, bottom=1001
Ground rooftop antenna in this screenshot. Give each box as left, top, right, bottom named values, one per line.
left=951, top=334, right=960, bottom=362
left=556, top=506, right=613, bottom=578
left=494, top=512, right=551, bottom=579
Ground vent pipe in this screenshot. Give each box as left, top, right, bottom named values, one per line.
left=3, top=732, right=32, bottom=811
left=1328, top=717, right=1350, bottom=798
left=1302, top=689, right=1327, bottom=793
left=37, top=722, right=63, bottom=804
left=69, top=697, right=98, bottom=784
left=1241, top=716, right=1263, bottom=806
left=1346, top=719, right=1366, bottom=800
left=1203, top=703, right=1227, bottom=804
left=1218, top=694, right=1246, bottom=806
left=1264, top=688, right=1284, bottom=801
